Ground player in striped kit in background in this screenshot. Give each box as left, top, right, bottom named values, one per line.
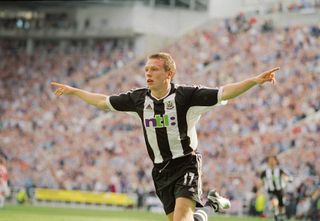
left=51, top=52, right=279, bottom=221
left=260, top=155, right=293, bottom=221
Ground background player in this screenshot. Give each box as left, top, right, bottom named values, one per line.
left=260, top=155, right=293, bottom=221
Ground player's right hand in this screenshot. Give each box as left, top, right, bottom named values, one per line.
left=51, top=82, right=75, bottom=96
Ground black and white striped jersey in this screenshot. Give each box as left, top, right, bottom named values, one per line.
left=106, top=83, right=224, bottom=164
left=261, top=167, right=289, bottom=192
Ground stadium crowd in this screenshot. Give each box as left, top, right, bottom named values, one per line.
left=1, top=17, right=319, bottom=219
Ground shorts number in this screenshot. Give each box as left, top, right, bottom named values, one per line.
left=183, top=172, right=195, bottom=186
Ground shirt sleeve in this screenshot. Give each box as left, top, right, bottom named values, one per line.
left=189, top=86, right=227, bottom=107
left=177, top=85, right=227, bottom=116
left=106, top=90, right=136, bottom=112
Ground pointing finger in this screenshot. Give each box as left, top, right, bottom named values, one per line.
left=51, top=82, right=64, bottom=87
left=267, top=67, right=280, bottom=74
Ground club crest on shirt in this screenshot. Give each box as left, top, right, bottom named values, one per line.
left=145, top=104, right=153, bottom=110
left=165, top=101, right=174, bottom=110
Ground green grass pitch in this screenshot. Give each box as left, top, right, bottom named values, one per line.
left=0, top=204, right=281, bottom=221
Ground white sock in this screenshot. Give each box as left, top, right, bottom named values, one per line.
left=194, top=206, right=212, bottom=221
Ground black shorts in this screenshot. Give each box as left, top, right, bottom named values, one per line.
left=152, top=153, right=204, bottom=215
left=268, top=190, right=285, bottom=207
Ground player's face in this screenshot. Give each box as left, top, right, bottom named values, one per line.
left=144, top=58, right=171, bottom=91
left=268, top=157, right=277, bottom=167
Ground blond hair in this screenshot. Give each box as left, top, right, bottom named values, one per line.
left=148, top=52, right=176, bottom=79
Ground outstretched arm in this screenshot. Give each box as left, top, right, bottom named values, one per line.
left=221, top=67, right=280, bottom=100
left=51, top=82, right=109, bottom=110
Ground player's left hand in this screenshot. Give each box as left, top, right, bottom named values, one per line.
left=255, top=67, right=280, bottom=85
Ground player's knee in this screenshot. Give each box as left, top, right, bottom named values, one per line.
left=272, top=198, right=279, bottom=207
left=167, top=212, right=174, bottom=221
left=173, top=210, right=194, bottom=221
left=173, top=198, right=195, bottom=221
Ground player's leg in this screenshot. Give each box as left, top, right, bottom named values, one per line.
left=173, top=196, right=228, bottom=221
left=153, top=153, right=230, bottom=221
left=174, top=153, right=208, bottom=220
left=173, top=197, right=196, bottom=221
left=194, top=208, right=209, bottom=221
left=271, top=197, right=280, bottom=221
left=277, top=191, right=286, bottom=221
left=174, top=153, right=230, bottom=221
left=193, top=190, right=231, bottom=221
left=167, top=212, right=174, bottom=221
